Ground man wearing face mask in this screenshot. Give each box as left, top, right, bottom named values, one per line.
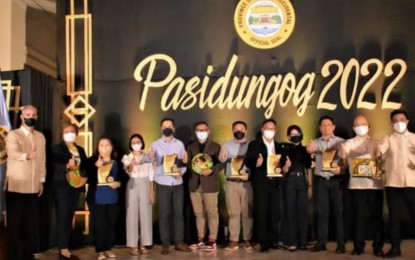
left=5, top=105, right=46, bottom=260
left=148, top=118, right=191, bottom=255
left=245, top=119, right=289, bottom=253
left=219, top=121, right=253, bottom=251
left=187, top=121, right=224, bottom=251
left=338, top=115, right=384, bottom=256
left=378, top=109, right=415, bottom=258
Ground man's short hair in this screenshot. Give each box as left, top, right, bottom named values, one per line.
left=232, top=121, right=247, bottom=129
left=390, top=109, right=408, bottom=121
left=318, top=115, right=335, bottom=126
left=160, top=117, right=175, bottom=127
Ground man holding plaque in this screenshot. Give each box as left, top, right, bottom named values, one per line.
left=339, top=115, right=384, bottom=256
left=148, top=118, right=191, bottom=255
left=219, top=121, right=253, bottom=251
left=306, top=115, right=346, bottom=254
left=245, top=119, right=289, bottom=253
left=187, top=121, right=224, bottom=251
left=378, top=109, right=415, bottom=258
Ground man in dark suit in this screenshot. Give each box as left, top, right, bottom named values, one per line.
left=187, top=121, right=224, bottom=251
left=245, top=119, right=289, bottom=253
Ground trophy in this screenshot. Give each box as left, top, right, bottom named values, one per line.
left=163, top=154, right=180, bottom=176
left=230, top=157, right=245, bottom=178
left=191, top=153, right=213, bottom=174
left=351, top=158, right=377, bottom=177
left=267, top=154, right=283, bottom=177
left=322, top=150, right=342, bottom=171
left=97, top=163, right=114, bottom=186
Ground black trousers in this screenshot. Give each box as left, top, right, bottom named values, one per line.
left=6, top=191, right=40, bottom=260
left=156, top=183, right=185, bottom=246
left=284, top=175, right=308, bottom=247
left=315, top=177, right=344, bottom=245
left=93, top=204, right=118, bottom=252
left=351, top=189, right=384, bottom=251
left=54, top=185, right=80, bottom=249
left=385, top=187, right=415, bottom=250
left=253, top=183, right=282, bottom=249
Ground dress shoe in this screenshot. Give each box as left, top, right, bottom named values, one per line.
left=310, top=243, right=326, bottom=252
left=161, top=246, right=169, bottom=255
left=298, top=246, right=308, bottom=251
left=175, top=244, right=192, bottom=252
left=335, top=244, right=345, bottom=254
left=352, top=249, right=363, bottom=255
left=260, top=247, right=269, bottom=253
left=373, top=249, right=384, bottom=257
left=383, top=249, right=401, bottom=258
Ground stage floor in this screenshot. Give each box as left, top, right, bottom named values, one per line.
left=40, top=240, right=415, bottom=260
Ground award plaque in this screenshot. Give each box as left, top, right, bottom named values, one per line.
left=230, top=157, right=245, bottom=178
left=163, top=154, right=179, bottom=176
left=267, top=154, right=283, bottom=177
left=97, top=163, right=114, bottom=186
left=66, top=165, right=87, bottom=188
left=351, top=158, right=377, bottom=177
left=191, top=153, right=213, bottom=174
left=322, top=150, right=341, bottom=171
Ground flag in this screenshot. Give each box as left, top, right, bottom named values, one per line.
left=0, top=73, right=11, bottom=222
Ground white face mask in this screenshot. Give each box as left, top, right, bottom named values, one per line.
left=63, top=132, right=76, bottom=143
left=393, top=122, right=407, bottom=134
left=263, top=130, right=275, bottom=139
left=354, top=125, right=369, bottom=136
left=131, top=143, right=142, bottom=151
left=196, top=131, right=208, bottom=141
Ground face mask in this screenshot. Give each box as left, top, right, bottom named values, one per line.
left=131, top=143, right=142, bottom=151
left=290, top=134, right=303, bottom=144
left=24, top=118, right=37, bottom=127
left=162, top=128, right=174, bottom=137
left=63, top=132, right=76, bottom=143
left=196, top=131, right=208, bottom=141
left=99, top=146, right=112, bottom=156
left=393, top=122, right=407, bottom=134
left=263, top=130, right=275, bottom=139
left=354, top=125, right=369, bottom=136
left=233, top=131, right=245, bottom=140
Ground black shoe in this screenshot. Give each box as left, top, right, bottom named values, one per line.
left=383, top=249, right=401, bottom=258
left=310, top=243, right=326, bottom=252
left=260, top=247, right=269, bottom=253
left=298, top=246, right=308, bottom=251
left=270, top=243, right=280, bottom=250
left=335, top=244, right=345, bottom=254
left=352, top=249, right=363, bottom=255
left=374, top=249, right=384, bottom=257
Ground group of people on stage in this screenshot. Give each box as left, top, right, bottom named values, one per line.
left=4, top=105, right=415, bottom=259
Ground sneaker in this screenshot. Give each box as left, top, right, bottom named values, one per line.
left=189, top=241, right=204, bottom=250
left=204, top=240, right=217, bottom=251
left=243, top=241, right=253, bottom=250
left=225, top=241, right=239, bottom=251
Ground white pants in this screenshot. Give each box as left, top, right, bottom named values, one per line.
left=126, top=177, right=153, bottom=247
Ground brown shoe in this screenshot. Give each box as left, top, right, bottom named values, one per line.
left=175, top=244, right=192, bottom=252
left=161, top=246, right=169, bottom=255
left=225, top=241, right=239, bottom=251
left=243, top=241, right=253, bottom=250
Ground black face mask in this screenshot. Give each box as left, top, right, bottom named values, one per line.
left=24, top=118, right=37, bottom=127
left=162, top=128, right=174, bottom=137
left=290, top=134, right=303, bottom=144
left=233, top=131, right=245, bottom=140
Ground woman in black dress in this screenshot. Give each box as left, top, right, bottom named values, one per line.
left=52, top=123, right=87, bottom=259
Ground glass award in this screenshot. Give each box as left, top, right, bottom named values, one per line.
left=191, top=153, right=213, bottom=174
left=267, top=154, right=283, bottom=177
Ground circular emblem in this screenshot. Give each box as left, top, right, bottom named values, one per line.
left=106, top=176, right=114, bottom=183
left=191, top=153, right=213, bottom=174
left=0, top=125, right=9, bottom=164
left=234, top=0, right=296, bottom=49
